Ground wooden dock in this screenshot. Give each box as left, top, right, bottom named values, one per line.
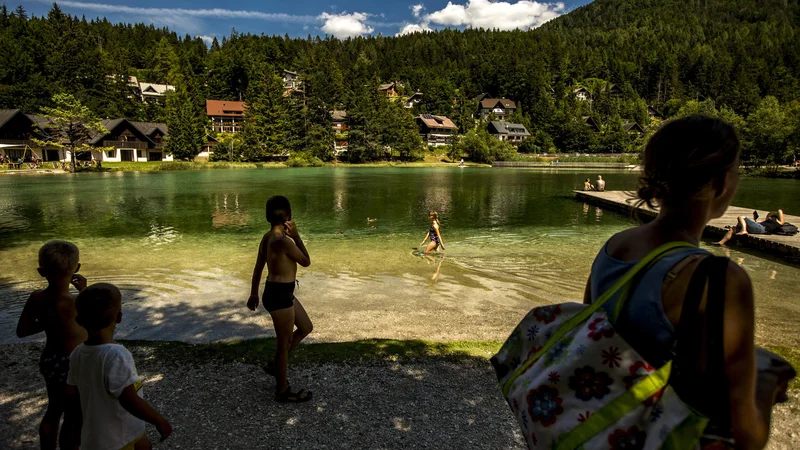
left=575, top=190, right=800, bottom=258
left=493, top=161, right=635, bottom=169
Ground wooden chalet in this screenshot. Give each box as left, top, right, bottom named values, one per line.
left=139, top=82, right=174, bottom=102
left=488, top=121, right=531, bottom=145
left=647, top=105, right=664, bottom=119
left=404, top=92, right=424, bottom=109
left=283, top=70, right=303, bottom=93
left=207, top=100, right=246, bottom=134
left=199, top=135, right=218, bottom=160
left=622, top=121, right=645, bottom=135
left=379, top=82, right=402, bottom=99
left=573, top=87, right=592, bottom=102
left=89, top=119, right=171, bottom=162
left=0, top=109, right=63, bottom=162
left=331, top=110, right=349, bottom=152
left=477, top=97, right=517, bottom=120
left=416, top=114, right=458, bottom=147
left=583, top=116, right=601, bottom=133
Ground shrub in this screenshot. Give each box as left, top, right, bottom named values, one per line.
left=285, top=154, right=325, bottom=167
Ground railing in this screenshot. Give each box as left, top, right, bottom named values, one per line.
left=102, top=140, right=148, bottom=149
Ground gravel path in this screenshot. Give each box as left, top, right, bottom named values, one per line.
left=3, top=343, right=799, bottom=449
left=1, top=343, right=524, bottom=450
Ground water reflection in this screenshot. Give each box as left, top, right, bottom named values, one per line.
left=211, top=194, right=248, bottom=228
left=420, top=254, right=445, bottom=284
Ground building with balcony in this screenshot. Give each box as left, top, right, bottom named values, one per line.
left=416, top=114, right=458, bottom=147
left=207, top=100, right=246, bottom=134
left=487, top=121, right=531, bottom=145
left=89, top=119, right=171, bottom=162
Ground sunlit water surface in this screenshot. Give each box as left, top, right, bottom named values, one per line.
left=1, top=168, right=798, bottom=345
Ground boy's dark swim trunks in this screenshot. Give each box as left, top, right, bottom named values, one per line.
left=263, top=281, right=296, bottom=312
left=39, top=348, right=70, bottom=384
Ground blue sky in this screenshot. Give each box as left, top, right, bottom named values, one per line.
left=16, top=0, right=593, bottom=42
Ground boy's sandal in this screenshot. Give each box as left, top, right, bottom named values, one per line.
left=262, top=361, right=277, bottom=378
left=276, top=386, right=313, bottom=403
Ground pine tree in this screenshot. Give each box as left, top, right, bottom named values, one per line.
left=240, top=66, right=289, bottom=160
left=163, top=86, right=205, bottom=160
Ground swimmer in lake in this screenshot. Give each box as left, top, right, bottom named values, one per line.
left=420, top=211, right=445, bottom=253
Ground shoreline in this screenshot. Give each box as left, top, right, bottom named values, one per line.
left=3, top=160, right=796, bottom=177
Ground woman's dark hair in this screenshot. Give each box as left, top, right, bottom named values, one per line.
left=638, top=115, right=740, bottom=208
left=266, top=195, right=291, bottom=225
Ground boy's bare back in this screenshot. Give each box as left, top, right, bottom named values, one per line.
left=263, top=230, right=299, bottom=283
left=21, top=288, right=87, bottom=355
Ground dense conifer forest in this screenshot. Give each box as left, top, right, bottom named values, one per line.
left=2, top=0, right=799, bottom=164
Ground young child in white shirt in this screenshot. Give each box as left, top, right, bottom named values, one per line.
left=66, top=283, right=172, bottom=450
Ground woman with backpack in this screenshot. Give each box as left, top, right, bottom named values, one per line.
left=582, top=116, right=789, bottom=449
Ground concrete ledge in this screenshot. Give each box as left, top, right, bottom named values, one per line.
left=575, top=190, right=800, bottom=258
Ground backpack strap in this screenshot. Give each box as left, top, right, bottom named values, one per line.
left=501, top=241, right=694, bottom=397
left=671, top=256, right=731, bottom=431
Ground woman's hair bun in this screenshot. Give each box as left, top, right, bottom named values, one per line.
left=637, top=176, right=670, bottom=206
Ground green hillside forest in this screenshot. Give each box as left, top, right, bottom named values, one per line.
left=1, top=0, right=799, bottom=165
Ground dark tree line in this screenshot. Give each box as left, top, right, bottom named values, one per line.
left=2, top=0, right=800, bottom=164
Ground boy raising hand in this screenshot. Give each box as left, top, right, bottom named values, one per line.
left=16, top=240, right=87, bottom=449
left=248, top=195, right=314, bottom=403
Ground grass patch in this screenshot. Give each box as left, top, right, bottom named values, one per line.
left=101, top=161, right=285, bottom=172
left=515, top=154, right=640, bottom=164
left=766, top=346, right=800, bottom=390
left=123, top=338, right=503, bottom=366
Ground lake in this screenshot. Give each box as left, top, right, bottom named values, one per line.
left=1, top=168, right=799, bottom=347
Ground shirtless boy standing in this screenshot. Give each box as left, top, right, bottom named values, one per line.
left=247, top=195, right=313, bottom=403
left=16, top=240, right=88, bottom=449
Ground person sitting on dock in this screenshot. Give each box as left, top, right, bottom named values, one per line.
left=583, top=178, right=595, bottom=191
left=596, top=175, right=606, bottom=191
left=715, top=210, right=786, bottom=245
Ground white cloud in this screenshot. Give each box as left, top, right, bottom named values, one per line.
left=198, top=35, right=215, bottom=45
left=319, top=12, right=374, bottom=38
left=426, top=0, right=564, bottom=30
left=396, top=23, right=432, bottom=36
left=411, top=4, right=425, bottom=18
left=35, top=0, right=316, bottom=32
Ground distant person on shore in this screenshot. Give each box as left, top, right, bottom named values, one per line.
left=583, top=178, right=595, bottom=191
left=715, top=210, right=788, bottom=245
left=596, top=175, right=606, bottom=191
left=420, top=211, right=445, bottom=253
left=66, top=283, right=172, bottom=449
left=16, top=240, right=88, bottom=450
left=247, top=195, right=314, bottom=403
left=585, top=116, right=791, bottom=449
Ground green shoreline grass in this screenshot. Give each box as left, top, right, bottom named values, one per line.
left=121, top=338, right=799, bottom=390
left=123, top=338, right=502, bottom=366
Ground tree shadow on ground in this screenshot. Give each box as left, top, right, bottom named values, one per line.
left=2, top=339, right=525, bottom=450
left=1, top=276, right=524, bottom=449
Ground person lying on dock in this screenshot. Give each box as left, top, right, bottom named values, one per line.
left=715, top=210, right=786, bottom=245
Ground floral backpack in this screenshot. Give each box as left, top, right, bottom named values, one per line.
left=491, top=242, right=723, bottom=450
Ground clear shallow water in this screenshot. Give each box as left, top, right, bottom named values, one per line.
left=1, top=168, right=799, bottom=345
